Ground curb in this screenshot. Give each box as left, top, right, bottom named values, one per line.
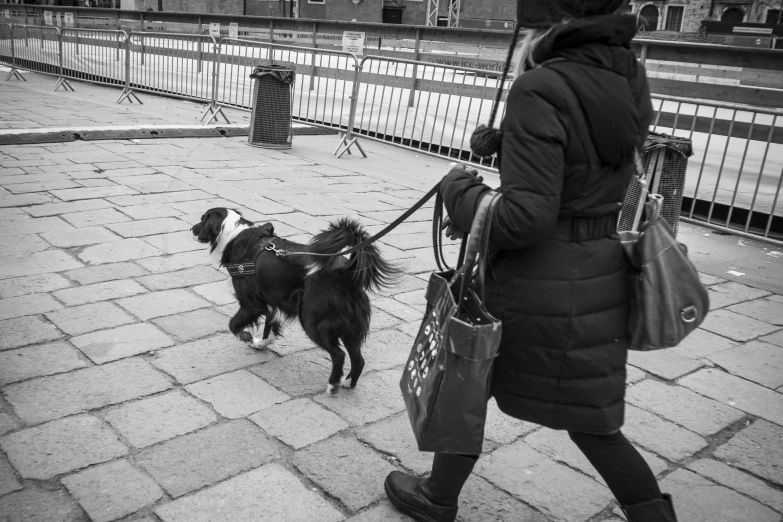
left=0, top=124, right=337, bottom=145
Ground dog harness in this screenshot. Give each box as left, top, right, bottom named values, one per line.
left=224, top=182, right=441, bottom=278
left=224, top=237, right=277, bottom=278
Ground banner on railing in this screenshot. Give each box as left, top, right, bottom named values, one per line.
left=65, top=13, right=74, bottom=27
left=2, top=9, right=9, bottom=19
left=56, top=12, right=62, bottom=27
left=342, top=31, right=365, bottom=55
left=229, top=22, right=238, bottom=39
left=44, top=11, right=52, bottom=25
left=209, top=23, right=220, bottom=37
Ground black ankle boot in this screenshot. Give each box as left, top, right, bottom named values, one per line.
left=384, top=471, right=458, bottom=522
left=384, top=453, right=477, bottom=522
left=622, top=494, right=678, bottom=522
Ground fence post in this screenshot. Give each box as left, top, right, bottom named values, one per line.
left=334, top=57, right=367, bottom=159
left=408, top=27, right=421, bottom=108
left=197, top=15, right=203, bottom=73
left=116, top=30, right=141, bottom=104
left=639, top=42, right=648, bottom=65
left=53, top=27, right=73, bottom=91
left=140, top=33, right=145, bottom=66
left=5, top=24, right=25, bottom=81
left=200, top=38, right=230, bottom=125
left=75, top=25, right=80, bottom=56
left=310, top=21, right=317, bottom=90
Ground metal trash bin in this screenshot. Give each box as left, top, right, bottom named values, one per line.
left=248, top=64, right=295, bottom=150
left=618, top=132, right=694, bottom=236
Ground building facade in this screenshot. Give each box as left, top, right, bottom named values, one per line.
left=630, top=1, right=782, bottom=33
left=44, top=0, right=780, bottom=28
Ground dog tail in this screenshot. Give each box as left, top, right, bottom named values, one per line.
left=307, top=217, right=400, bottom=292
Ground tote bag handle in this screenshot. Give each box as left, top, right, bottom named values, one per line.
left=457, top=191, right=501, bottom=306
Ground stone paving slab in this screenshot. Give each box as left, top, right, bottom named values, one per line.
left=0, top=342, right=88, bottom=386
left=0, top=250, right=83, bottom=279
left=53, top=279, right=147, bottom=307
left=714, top=419, right=783, bottom=486
left=154, top=464, right=344, bottom=522
left=476, top=441, right=614, bottom=522
left=150, top=334, right=275, bottom=384
left=45, top=301, right=135, bottom=336
left=687, top=458, right=783, bottom=514
left=186, top=369, right=290, bottom=419
left=0, top=414, right=127, bottom=479
left=70, top=322, right=174, bottom=364
left=250, top=398, right=349, bottom=450
left=137, top=420, right=280, bottom=498
left=292, top=436, right=398, bottom=512
left=0, top=293, right=63, bottom=321
left=3, top=358, right=172, bottom=425
left=680, top=369, right=783, bottom=426
left=78, top=238, right=163, bottom=264
left=104, top=389, right=217, bottom=449
left=708, top=340, right=783, bottom=389
left=660, top=468, right=779, bottom=522
left=0, top=484, right=85, bottom=522
left=0, top=315, right=63, bottom=351
left=0, top=454, right=21, bottom=497
left=62, top=459, right=164, bottom=522
left=626, top=379, right=745, bottom=436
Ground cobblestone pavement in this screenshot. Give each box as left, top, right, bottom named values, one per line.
left=0, top=68, right=782, bottom=522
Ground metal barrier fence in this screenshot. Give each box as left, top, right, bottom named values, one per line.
left=354, top=55, right=506, bottom=170
left=61, top=28, right=126, bottom=90
left=128, top=32, right=215, bottom=103
left=648, top=95, right=783, bottom=244
left=212, top=38, right=361, bottom=155
left=0, top=24, right=780, bottom=244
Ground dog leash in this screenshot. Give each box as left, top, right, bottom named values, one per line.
left=264, top=182, right=441, bottom=259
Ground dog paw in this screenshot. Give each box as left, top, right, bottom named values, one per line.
left=340, top=377, right=354, bottom=389
left=326, top=383, right=339, bottom=395
left=249, top=334, right=275, bottom=350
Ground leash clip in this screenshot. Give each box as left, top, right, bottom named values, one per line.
left=265, top=242, right=288, bottom=257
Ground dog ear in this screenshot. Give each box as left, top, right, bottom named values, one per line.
left=258, top=222, right=275, bottom=236
left=199, top=210, right=225, bottom=243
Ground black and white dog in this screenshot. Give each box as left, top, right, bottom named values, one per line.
left=192, top=208, right=397, bottom=393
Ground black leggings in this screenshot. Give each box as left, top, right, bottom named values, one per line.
left=568, top=430, right=662, bottom=506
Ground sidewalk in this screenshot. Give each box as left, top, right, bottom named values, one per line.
left=0, top=67, right=782, bottom=522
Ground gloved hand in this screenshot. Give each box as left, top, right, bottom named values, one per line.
left=440, top=164, right=484, bottom=241
left=442, top=163, right=484, bottom=186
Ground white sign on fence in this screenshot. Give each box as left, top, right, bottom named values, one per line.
left=209, top=23, right=220, bottom=37
left=2, top=9, right=9, bottom=19
left=342, top=31, right=365, bottom=55
left=43, top=11, right=53, bottom=26
left=229, top=22, right=238, bottom=39
left=55, top=12, right=62, bottom=27
left=64, top=12, right=74, bottom=27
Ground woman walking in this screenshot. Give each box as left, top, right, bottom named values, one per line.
left=385, top=1, right=677, bottom=521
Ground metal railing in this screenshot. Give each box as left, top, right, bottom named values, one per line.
left=649, top=95, right=783, bottom=243
left=353, top=55, right=507, bottom=169
left=0, top=23, right=780, bottom=244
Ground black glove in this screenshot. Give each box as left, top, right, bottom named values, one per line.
left=440, top=164, right=484, bottom=241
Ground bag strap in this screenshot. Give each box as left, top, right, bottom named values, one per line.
left=432, top=191, right=468, bottom=272
left=474, top=192, right=501, bottom=301
left=457, top=191, right=501, bottom=306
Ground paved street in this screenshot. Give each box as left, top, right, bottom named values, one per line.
left=0, top=68, right=782, bottom=522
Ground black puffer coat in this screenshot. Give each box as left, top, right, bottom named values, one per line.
left=441, top=15, right=653, bottom=434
